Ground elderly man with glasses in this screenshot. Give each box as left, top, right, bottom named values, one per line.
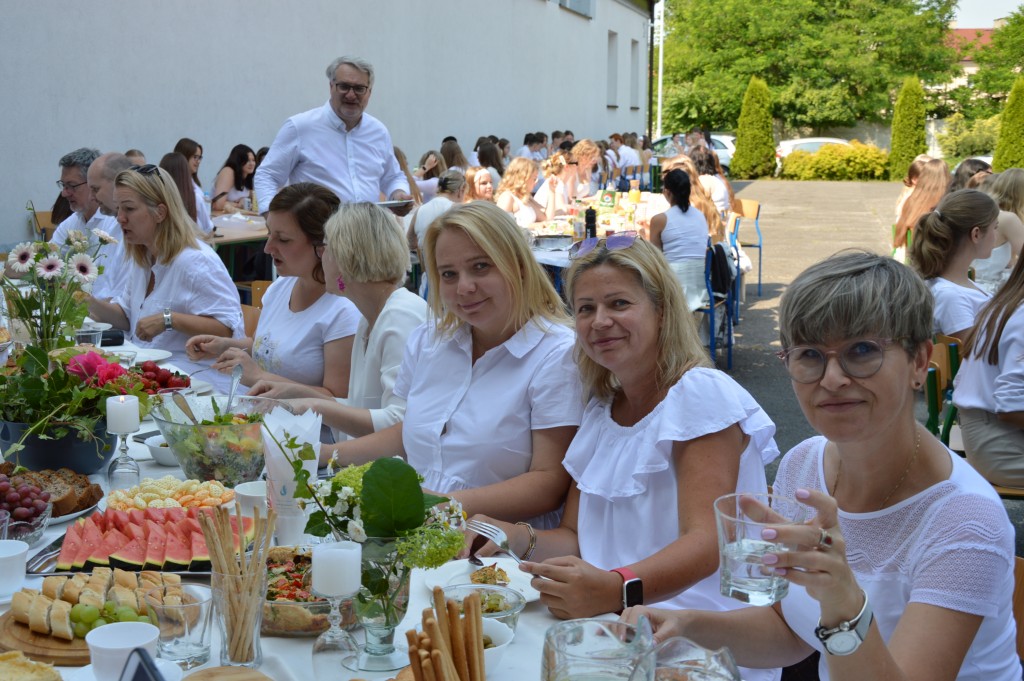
left=254, top=56, right=413, bottom=216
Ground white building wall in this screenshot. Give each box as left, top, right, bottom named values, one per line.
left=0, top=0, right=649, bottom=246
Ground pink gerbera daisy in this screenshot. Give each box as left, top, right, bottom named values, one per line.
left=35, top=255, right=64, bottom=280
left=7, top=242, right=35, bottom=273
left=69, top=253, right=97, bottom=284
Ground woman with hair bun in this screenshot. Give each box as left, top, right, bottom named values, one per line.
left=648, top=168, right=710, bottom=310
left=910, top=189, right=999, bottom=339
left=407, top=169, right=466, bottom=253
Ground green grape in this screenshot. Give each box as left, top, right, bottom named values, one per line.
left=115, top=606, right=138, bottom=623
left=103, top=600, right=117, bottom=615
left=78, top=604, right=101, bottom=625
left=136, top=615, right=151, bottom=624
left=91, top=617, right=108, bottom=630
left=69, top=603, right=85, bottom=623
left=73, top=621, right=90, bottom=639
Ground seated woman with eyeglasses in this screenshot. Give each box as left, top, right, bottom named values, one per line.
left=323, top=201, right=583, bottom=527
left=622, top=251, right=1019, bottom=681
left=467, top=236, right=780, bottom=681
left=86, top=165, right=244, bottom=388
left=185, top=183, right=359, bottom=398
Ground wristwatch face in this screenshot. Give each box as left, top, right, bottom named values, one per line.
left=623, top=578, right=643, bottom=608
left=824, top=631, right=860, bottom=656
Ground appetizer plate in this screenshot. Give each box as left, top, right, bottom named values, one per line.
left=421, top=557, right=540, bottom=602
left=49, top=503, right=99, bottom=527
left=133, top=348, right=172, bottom=363
left=74, top=658, right=183, bottom=681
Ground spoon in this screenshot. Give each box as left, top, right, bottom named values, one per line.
left=171, top=391, right=199, bottom=425
left=225, top=364, right=244, bottom=414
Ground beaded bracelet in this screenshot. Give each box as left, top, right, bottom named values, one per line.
left=515, top=521, right=537, bottom=561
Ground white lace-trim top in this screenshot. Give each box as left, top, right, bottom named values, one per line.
left=776, top=437, right=1019, bottom=681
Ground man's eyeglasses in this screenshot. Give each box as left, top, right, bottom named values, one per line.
left=131, top=164, right=161, bottom=176
left=313, top=242, right=326, bottom=259
left=776, top=338, right=901, bottom=384
left=56, top=179, right=87, bottom=191
left=569, top=231, right=639, bottom=260
left=332, top=81, right=369, bottom=96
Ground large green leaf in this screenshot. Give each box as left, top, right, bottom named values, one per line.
left=360, top=458, right=425, bottom=538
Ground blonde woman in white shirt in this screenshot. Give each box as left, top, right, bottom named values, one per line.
left=186, top=183, right=358, bottom=397
left=325, top=201, right=583, bottom=526
left=249, top=202, right=428, bottom=463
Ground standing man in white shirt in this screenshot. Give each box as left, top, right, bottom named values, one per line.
left=254, top=56, right=413, bottom=216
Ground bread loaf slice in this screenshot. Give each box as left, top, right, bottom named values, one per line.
left=10, top=589, right=39, bottom=625
left=40, top=576, right=66, bottom=602
left=61, top=575, right=87, bottom=604
left=47, top=600, right=73, bottom=641
left=0, top=650, right=62, bottom=681
left=28, top=595, right=53, bottom=635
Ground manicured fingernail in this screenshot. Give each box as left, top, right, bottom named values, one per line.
left=761, top=553, right=779, bottom=565
left=774, top=568, right=787, bottom=576
left=761, top=528, right=778, bottom=540
left=795, top=488, right=811, bottom=499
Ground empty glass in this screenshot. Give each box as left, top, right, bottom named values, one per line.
left=144, top=584, right=213, bottom=670
left=542, top=618, right=654, bottom=681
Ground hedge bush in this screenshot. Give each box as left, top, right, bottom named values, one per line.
left=994, top=77, right=1024, bottom=171
left=938, top=113, right=1000, bottom=162
left=731, top=77, right=776, bottom=179
left=780, top=141, right=889, bottom=180
left=889, top=77, right=927, bottom=181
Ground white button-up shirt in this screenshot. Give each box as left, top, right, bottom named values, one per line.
left=253, top=102, right=408, bottom=208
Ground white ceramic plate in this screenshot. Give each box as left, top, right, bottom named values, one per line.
left=82, top=319, right=113, bottom=332
left=189, top=378, right=213, bottom=395
left=74, top=658, right=183, bottom=681
left=49, top=503, right=99, bottom=526
left=421, top=557, right=540, bottom=602
left=133, top=348, right=172, bottom=363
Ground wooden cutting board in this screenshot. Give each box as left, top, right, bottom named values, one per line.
left=185, top=668, right=273, bottom=680
left=0, top=610, right=90, bottom=666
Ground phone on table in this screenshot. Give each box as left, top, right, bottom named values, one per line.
left=118, top=648, right=166, bottom=681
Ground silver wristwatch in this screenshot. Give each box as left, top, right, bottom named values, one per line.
left=815, top=591, right=873, bottom=656
left=162, top=308, right=173, bottom=331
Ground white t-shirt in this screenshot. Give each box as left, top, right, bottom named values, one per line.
left=927, top=277, right=990, bottom=336
left=972, top=241, right=1011, bottom=292
left=699, top=174, right=730, bottom=214
left=192, top=182, right=214, bottom=234
left=775, top=437, right=1020, bottom=681
left=50, top=211, right=129, bottom=301
left=410, top=196, right=455, bottom=248
left=615, top=145, right=641, bottom=168
left=660, top=204, right=709, bottom=263
left=251, top=277, right=361, bottom=388
left=393, top=318, right=583, bottom=528
left=954, top=303, right=1024, bottom=414
left=563, top=368, right=780, bottom=681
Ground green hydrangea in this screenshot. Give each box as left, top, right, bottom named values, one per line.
left=331, top=461, right=373, bottom=498
left=396, top=525, right=465, bottom=570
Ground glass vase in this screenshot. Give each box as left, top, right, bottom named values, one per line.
left=343, top=536, right=411, bottom=672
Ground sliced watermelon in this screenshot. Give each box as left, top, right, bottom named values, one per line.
left=179, top=517, right=203, bottom=537
left=110, top=510, right=132, bottom=533
left=75, top=518, right=105, bottom=571
left=143, top=526, right=167, bottom=571
left=229, top=516, right=255, bottom=545
left=163, top=530, right=191, bottom=571
left=188, top=533, right=211, bottom=572
left=89, top=528, right=131, bottom=570
left=164, top=507, right=186, bottom=523
left=110, top=537, right=147, bottom=571
left=103, top=508, right=121, bottom=528
left=56, top=522, right=83, bottom=572
left=125, top=523, right=146, bottom=541
left=88, top=510, right=107, bottom=533
left=143, top=507, right=167, bottom=524
left=128, top=509, right=146, bottom=526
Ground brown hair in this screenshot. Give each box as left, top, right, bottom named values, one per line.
left=894, top=159, right=949, bottom=248
left=267, top=182, right=341, bottom=285
left=159, top=152, right=197, bottom=222
left=909, top=189, right=999, bottom=279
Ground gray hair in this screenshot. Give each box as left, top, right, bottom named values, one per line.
left=97, top=152, right=132, bottom=180
left=325, top=56, right=374, bottom=88
left=59, top=147, right=101, bottom=175
left=779, top=250, right=932, bottom=355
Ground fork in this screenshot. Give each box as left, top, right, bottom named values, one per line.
left=465, top=519, right=522, bottom=564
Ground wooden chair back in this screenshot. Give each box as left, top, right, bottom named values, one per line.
left=738, top=198, right=761, bottom=220
left=930, top=342, right=951, bottom=392
left=250, top=280, right=272, bottom=309
left=241, top=304, right=260, bottom=337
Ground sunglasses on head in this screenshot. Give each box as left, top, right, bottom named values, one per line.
left=130, top=164, right=160, bottom=176
left=569, top=231, right=639, bottom=260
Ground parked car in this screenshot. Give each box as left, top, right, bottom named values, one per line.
left=651, top=133, right=736, bottom=175
left=775, top=137, right=851, bottom=174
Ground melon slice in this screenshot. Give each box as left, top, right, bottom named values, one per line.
left=188, top=533, right=212, bottom=572
left=56, top=522, right=83, bottom=572
left=143, top=522, right=167, bottom=571
left=110, top=537, right=147, bottom=571
left=163, top=530, right=191, bottom=572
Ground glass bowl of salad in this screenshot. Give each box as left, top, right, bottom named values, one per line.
left=150, top=394, right=287, bottom=488
left=442, top=583, right=526, bottom=632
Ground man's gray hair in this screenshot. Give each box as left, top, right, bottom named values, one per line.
left=325, top=56, right=374, bottom=88
left=60, top=147, right=101, bottom=174
left=99, top=153, right=132, bottom=180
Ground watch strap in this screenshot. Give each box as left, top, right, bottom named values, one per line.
left=610, top=567, right=643, bottom=610
left=610, top=567, right=638, bottom=582
left=815, top=590, right=873, bottom=656
left=163, top=308, right=173, bottom=330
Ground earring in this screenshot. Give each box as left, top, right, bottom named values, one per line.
left=336, top=275, right=346, bottom=293
left=913, top=381, right=921, bottom=389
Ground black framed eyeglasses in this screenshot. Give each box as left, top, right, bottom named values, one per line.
left=569, top=231, right=639, bottom=260
left=776, top=338, right=901, bottom=384
left=313, top=242, right=326, bottom=259
left=56, top=179, right=87, bottom=191
left=130, top=164, right=160, bottom=175
left=332, top=81, right=369, bottom=96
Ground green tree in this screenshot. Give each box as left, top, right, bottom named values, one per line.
left=731, top=77, right=776, bottom=178
left=889, top=77, right=927, bottom=180
left=974, top=9, right=1024, bottom=106
left=660, top=0, right=958, bottom=131
left=994, top=77, right=1024, bottom=171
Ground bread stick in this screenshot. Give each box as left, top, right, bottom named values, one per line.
left=447, top=599, right=471, bottom=681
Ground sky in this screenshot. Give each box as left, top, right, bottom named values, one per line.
left=954, top=0, right=1021, bottom=27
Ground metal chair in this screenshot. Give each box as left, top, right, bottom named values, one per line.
left=724, top=212, right=743, bottom=324
left=737, top=199, right=764, bottom=296
left=697, top=241, right=733, bottom=369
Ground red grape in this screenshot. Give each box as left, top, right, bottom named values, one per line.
left=32, top=499, right=47, bottom=513
left=5, top=492, right=19, bottom=505
left=11, top=507, right=30, bottom=520
left=39, top=491, right=50, bottom=502
left=0, top=482, right=9, bottom=494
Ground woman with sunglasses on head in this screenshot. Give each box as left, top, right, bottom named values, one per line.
left=185, top=182, right=359, bottom=397
left=467, top=236, right=779, bottom=681
left=86, top=165, right=244, bottom=388
left=323, top=201, right=583, bottom=527
left=622, top=251, right=1019, bottom=681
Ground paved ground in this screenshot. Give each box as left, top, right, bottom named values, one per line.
left=723, top=179, right=1024, bottom=556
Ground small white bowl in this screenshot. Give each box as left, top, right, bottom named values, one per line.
left=481, top=617, right=514, bottom=673
left=144, top=434, right=178, bottom=467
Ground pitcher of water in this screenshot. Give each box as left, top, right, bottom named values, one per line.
left=630, top=635, right=742, bottom=681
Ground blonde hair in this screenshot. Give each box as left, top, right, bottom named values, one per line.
left=496, top=157, right=539, bottom=200
left=422, top=201, right=568, bottom=337
left=114, top=166, right=204, bottom=267
left=464, top=167, right=494, bottom=202
left=570, top=139, right=600, bottom=172
left=393, top=147, right=422, bottom=204
left=985, top=168, right=1024, bottom=220
left=564, top=238, right=709, bottom=401
left=910, top=189, right=999, bottom=279
left=325, top=202, right=409, bottom=285
left=541, top=151, right=570, bottom=178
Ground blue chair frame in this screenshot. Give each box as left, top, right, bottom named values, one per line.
left=698, top=240, right=734, bottom=369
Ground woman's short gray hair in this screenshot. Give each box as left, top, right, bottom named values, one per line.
left=779, top=250, right=932, bottom=355
left=325, top=56, right=374, bottom=88
left=324, top=202, right=408, bottom=285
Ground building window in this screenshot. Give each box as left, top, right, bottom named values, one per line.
left=559, top=0, right=594, bottom=18
left=607, top=31, right=618, bottom=108
left=630, top=39, right=640, bottom=109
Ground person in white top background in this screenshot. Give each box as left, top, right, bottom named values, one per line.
left=254, top=56, right=413, bottom=216
left=83, top=151, right=133, bottom=300
left=250, top=202, right=429, bottom=461
left=325, top=201, right=582, bottom=527
left=608, top=133, right=640, bottom=169
left=976, top=169, right=1024, bottom=290
left=185, top=182, right=359, bottom=399
left=910, top=189, right=999, bottom=339
left=624, top=251, right=1019, bottom=681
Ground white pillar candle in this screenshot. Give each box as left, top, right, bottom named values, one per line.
left=106, top=395, right=140, bottom=433
left=312, top=541, right=362, bottom=596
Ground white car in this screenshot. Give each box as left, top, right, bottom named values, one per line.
left=775, top=137, right=851, bottom=173
left=652, top=134, right=736, bottom=175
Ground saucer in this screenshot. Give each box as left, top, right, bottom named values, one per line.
left=74, top=657, right=183, bottom=681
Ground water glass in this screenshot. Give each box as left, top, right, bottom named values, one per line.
left=212, top=571, right=266, bottom=668
left=112, top=350, right=138, bottom=368
left=0, top=509, right=9, bottom=540
left=713, top=493, right=810, bottom=606
left=75, top=327, right=103, bottom=346
left=143, top=584, right=213, bottom=670
left=542, top=618, right=654, bottom=681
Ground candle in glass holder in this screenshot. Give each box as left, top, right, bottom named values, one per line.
left=106, top=395, right=140, bottom=433
left=312, top=541, right=362, bottom=596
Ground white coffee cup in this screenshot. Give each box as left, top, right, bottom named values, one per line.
left=234, top=480, right=268, bottom=517
left=0, top=540, right=28, bottom=597
left=86, top=621, right=159, bottom=678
